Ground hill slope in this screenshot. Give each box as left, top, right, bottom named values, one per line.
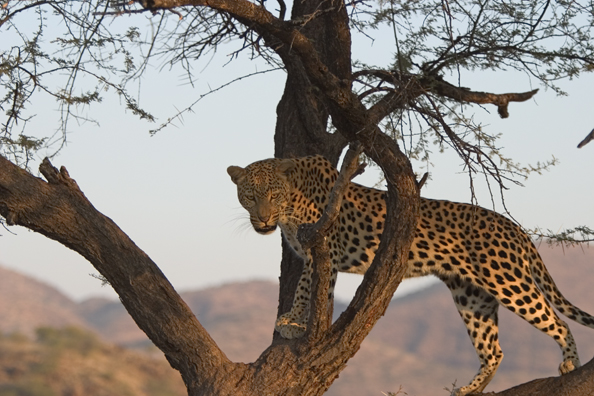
left=0, top=266, right=88, bottom=336
left=0, top=327, right=185, bottom=396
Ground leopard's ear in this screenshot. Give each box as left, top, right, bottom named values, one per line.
left=227, top=166, right=247, bottom=185
left=276, top=159, right=296, bottom=177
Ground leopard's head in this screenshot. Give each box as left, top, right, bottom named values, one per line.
left=227, top=158, right=295, bottom=235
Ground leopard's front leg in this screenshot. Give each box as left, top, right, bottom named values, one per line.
left=275, top=252, right=340, bottom=339
left=275, top=256, right=313, bottom=339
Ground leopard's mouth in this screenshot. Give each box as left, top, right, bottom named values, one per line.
left=255, top=225, right=277, bottom=235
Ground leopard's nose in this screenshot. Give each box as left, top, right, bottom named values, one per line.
left=258, top=214, right=271, bottom=223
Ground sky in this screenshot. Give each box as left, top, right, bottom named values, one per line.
left=1, top=10, right=593, bottom=304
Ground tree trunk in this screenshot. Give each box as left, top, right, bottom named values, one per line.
left=273, top=0, right=349, bottom=332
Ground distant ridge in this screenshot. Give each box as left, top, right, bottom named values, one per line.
left=0, top=266, right=88, bottom=335
left=0, top=245, right=592, bottom=395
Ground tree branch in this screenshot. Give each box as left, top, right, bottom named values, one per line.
left=358, top=68, right=539, bottom=129
left=0, top=155, right=231, bottom=388
left=297, top=142, right=364, bottom=252
left=366, top=79, right=424, bottom=124
left=489, top=357, right=594, bottom=396
left=428, top=76, right=539, bottom=118
left=359, top=69, right=539, bottom=121
left=298, top=142, right=364, bottom=339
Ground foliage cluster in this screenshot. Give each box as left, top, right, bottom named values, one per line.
left=2, top=0, right=594, bottom=178
left=0, top=2, right=150, bottom=165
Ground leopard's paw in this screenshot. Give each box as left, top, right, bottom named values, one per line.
left=275, top=313, right=307, bottom=339
left=559, top=358, right=580, bottom=375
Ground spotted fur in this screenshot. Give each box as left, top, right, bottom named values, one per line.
left=228, top=155, right=594, bottom=396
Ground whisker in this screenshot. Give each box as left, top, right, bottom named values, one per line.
left=225, top=208, right=255, bottom=236
left=234, top=221, right=257, bottom=236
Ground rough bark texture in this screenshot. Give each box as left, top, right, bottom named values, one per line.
left=488, top=358, right=594, bottom=396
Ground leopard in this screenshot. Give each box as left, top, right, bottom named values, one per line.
left=227, top=155, right=594, bottom=396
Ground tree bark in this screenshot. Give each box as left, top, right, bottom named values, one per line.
left=488, top=357, right=594, bottom=396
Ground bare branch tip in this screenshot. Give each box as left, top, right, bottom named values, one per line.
left=59, top=166, right=71, bottom=179
left=349, top=140, right=363, bottom=153
left=497, top=105, right=509, bottom=118
left=39, top=159, right=78, bottom=188
left=39, top=158, right=60, bottom=184
left=577, top=128, right=594, bottom=148
left=517, top=88, right=539, bottom=102
left=350, top=163, right=367, bottom=181
left=417, top=172, right=429, bottom=190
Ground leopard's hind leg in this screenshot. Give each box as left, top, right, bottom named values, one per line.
left=441, top=277, right=503, bottom=396
left=489, top=271, right=581, bottom=375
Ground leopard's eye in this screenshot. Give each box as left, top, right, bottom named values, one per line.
left=242, top=193, right=255, bottom=204
left=270, top=192, right=280, bottom=199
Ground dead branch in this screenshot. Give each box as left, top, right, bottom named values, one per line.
left=427, top=77, right=539, bottom=118
left=417, top=172, right=428, bottom=189
left=357, top=69, right=539, bottom=121
left=297, top=143, right=365, bottom=338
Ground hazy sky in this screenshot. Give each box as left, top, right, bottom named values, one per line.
left=1, top=12, right=593, bottom=303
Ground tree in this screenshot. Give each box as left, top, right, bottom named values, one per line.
left=1, top=0, right=594, bottom=395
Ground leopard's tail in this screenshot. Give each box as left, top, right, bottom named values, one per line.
left=528, top=243, right=594, bottom=329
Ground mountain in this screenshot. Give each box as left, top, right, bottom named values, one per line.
left=0, top=245, right=593, bottom=395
